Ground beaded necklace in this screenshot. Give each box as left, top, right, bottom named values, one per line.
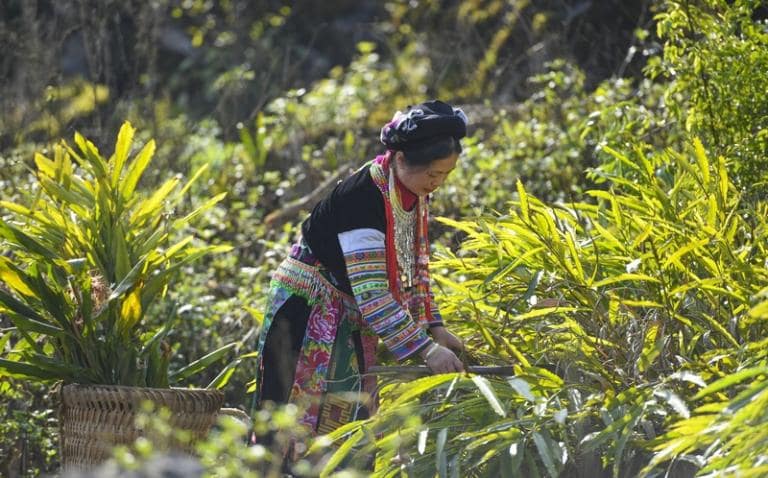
left=388, top=166, right=418, bottom=288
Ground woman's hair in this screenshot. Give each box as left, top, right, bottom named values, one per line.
left=399, top=135, right=462, bottom=168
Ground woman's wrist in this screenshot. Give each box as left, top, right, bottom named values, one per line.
left=420, top=342, right=439, bottom=360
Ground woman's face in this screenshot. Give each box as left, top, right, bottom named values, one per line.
left=394, top=151, right=459, bottom=197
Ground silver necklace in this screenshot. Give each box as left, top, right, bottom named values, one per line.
left=389, top=166, right=417, bottom=289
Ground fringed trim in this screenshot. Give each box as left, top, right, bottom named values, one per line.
left=271, top=256, right=356, bottom=309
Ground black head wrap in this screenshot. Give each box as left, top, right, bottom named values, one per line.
left=380, top=100, right=468, bottom=151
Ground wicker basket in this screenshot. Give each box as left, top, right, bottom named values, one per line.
left=59, top=383, right=225, bottom=471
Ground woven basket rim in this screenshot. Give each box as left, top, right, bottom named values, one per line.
left=60, top=383, right=225, bottom=408
left=61, top=383, right=223, bottom=394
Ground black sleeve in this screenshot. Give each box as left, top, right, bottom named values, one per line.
left=301, top=167, right=386, bottom=294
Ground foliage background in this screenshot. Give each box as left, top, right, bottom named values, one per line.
left=1, top=0, right=767, bottom=476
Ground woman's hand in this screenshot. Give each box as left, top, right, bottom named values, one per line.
left=430, top=326, right=464, bottom=353
left=420, top=342, right=464, bottom=374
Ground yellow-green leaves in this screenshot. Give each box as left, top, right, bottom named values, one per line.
left=693, top=137, right=710, bottom=186
left=121, top=139, right=156, bottom=200
left=119, top=288, right=143, bottom=335
left=111, top=121, right=135, bottom=187
left=472, top=375, right=506, bottom=417
left=0, top=122, right=229, bottom=387
left=517, top=178, right=529, bottom=222
left=0, top=257, right=36, bottom=297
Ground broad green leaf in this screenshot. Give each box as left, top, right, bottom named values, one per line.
left=111, top=121, right=135, bottom=186
left=207, top=358, right=242, bottom=390
left=631, top=224, right=653, bottom=250
left=175, top=192, right=227, bottom=227
left=0, top=220, right=59, bottom=261
left=118, top=288, right=143, bottom=335
left=0, top=200, right=33, bottom=217
left=131, top=177, right=179, bottom=223
left=170, top=342, right=237, bottom=382
left=662, top=238, right=709, bottom=269
left=110, top=255, right=148, bottom=300
left=511, top=306, right=579, bottom=322
left=0, top=309, right=64, bottom=337
left=391, top=374, right=458, bottom=407
left=717, top=155, right=728, bottom=204
left=436, top=427, right=448, bottom=478
left=610, top=191, right=623, bottom=229
left=564, top=231, right=584, bottom=282
left=113, top=223, right=132, bottom=281
left=592, top=221, right=624, bottom=250
left=0, top=259, right=35, bottom=297
left=34, top=153, right=59, bottom=179
left=506, top=377, right=535, bottom=402
left=601, top=145, right=641, bottom=172
left=121, top=139, right=156, bottom=200
left=0, top=357, right=60, bottom=380
left=532, top=431, right=559, bottom=478
left=693, top=137, right=710, bottom=186
left=38, top=175, right=89, bottom=208
left=592, top=273, right=660, bottom=288
left=320, top=428, right=364, bottom=477
left=693, top=367, right=768, bottom=400
left=74, top=131, right=107, bottom=178
left=436, top=216, right=482, bottom=237
left=471, top=375, right=506, bottom=417
left=517, top=179, right=529, bottom=222
left=638, top=323, right=661, bottom=373
left=0, top=288, right=50, bottom=326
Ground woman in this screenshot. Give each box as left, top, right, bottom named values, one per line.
left=253, top=100, right=467, bottom=436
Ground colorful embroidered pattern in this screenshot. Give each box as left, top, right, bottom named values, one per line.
left=339, top=228, right=430, bottom=361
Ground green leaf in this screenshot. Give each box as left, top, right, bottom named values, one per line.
left=74, top=131, right=107, bottom=178
left=592, top=273, right=660, bottom=288
left=131, top=177, right=180, bottom=223
left=174, top=192, right=227, bottom=228
left=0, top=309, right=64, bottom=337
left=0, top=220, right=59, bottom=261
left=121, top=139, right=156, bottom=200
left=391, top=374, right=458, bottom=407
left=693, top=367, right=768, bottom=400
left=0, top=288, right=51, bottom=328
left=111, top=121, right=135, bottom=187
left=654, top=388, right=689, bottom=418
left=532, top=431, right=559, bottom=478
left=693, top=137, right=710, bottom=186
left=0, top=258, right=36, bottom=296
left=436, top=427, right=448, bottom=478
left=506, top=377, right=536, bottom=402
left=601, top=145, right=641, bottom=172
left=320, top=428, right=364, bottom=477
left=472, top=375, right=506, bottom=417
left=0, top=357, right=60, bottom=380
left=517, top=179, right=530, bottom=222
left=170, top=342, right=237, bottom=382
left=662, top=238, right=709, bottom=269
left=207, top=358, right=241, bottom=390
left=638, top=323, right=662, bottom=373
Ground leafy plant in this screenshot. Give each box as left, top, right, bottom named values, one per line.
left=319, top=135, right=768, bottom=476
left=0, top=122, right=231, bottom=387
